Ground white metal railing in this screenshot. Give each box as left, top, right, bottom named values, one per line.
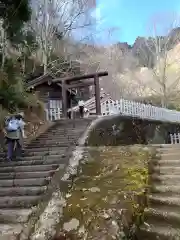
left=45, top=100, right=62, bottom=121
left=45, top=108, right=62, bottom=121
left=170, top=133, right=180, bottom=144
left=101, top=99, right=180, bottom=123
left=45, top=98, right=180, bottom=123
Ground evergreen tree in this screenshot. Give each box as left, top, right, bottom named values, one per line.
left=0, top=0, right=31, bottom=41
left=0, top=0, right=43, bottom=122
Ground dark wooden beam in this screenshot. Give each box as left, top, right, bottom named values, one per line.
left=53, top=71, right=108, bottom=83
left=94, top=74, right=101, bottom=115
left=61, top=80, right=67, bottom=117
left=65, top=81, right=94, bottom=89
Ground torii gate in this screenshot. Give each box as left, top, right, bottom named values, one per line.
left=53, top=71, right=108, bottom=117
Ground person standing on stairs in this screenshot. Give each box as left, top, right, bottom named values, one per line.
left=4, top=113, right=25, bottom=161
left=15, top=113, right=26, bottom=150
left=4, top=115, right=20, bottom=161
left=78, top=99, right=85, bottom=118
left=67, top=108, right=72, bottom=119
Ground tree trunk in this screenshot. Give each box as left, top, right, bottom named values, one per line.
left=161, top=83, right=167, bottom=108
left=43, top=0, right=49, bottom=74
left=1, top=26, right=7, bottom=69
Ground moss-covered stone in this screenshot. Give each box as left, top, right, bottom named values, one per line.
left=55, top=146, right=153, bottom=239
left=86, top=115, right=180, bottom=146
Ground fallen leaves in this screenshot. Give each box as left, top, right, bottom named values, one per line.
left=56, top=146, right=151, bottom=239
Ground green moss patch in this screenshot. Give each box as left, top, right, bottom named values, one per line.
left=55, top=146, right=153, bottom=239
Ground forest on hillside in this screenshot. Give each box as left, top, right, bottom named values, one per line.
left=114, top=27, right=180, bottom=68
left=0, top=0, right=95, bottom=126
left=1, top=0, right=180, bottom=121
left=83, top=24, right=180, bottom=109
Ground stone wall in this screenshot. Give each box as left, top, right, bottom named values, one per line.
left=85, top=115, right=180, bottom=146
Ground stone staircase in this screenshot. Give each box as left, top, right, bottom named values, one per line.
left=138, top=144, right=180, bottom=239
left=0, top=118, right=93, bottom=239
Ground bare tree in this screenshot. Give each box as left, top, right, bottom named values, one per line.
left=30, top=0, right=96, bottom=74
left=137, top=14, right=180, bottom=107
left=79, top=38, right=142, bottom=99
left=76, top=13, right=180, bottom=105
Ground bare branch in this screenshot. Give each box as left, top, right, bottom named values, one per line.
left=29, top=0, right=96, bottom=74
left=136, top=14, right=180, bottom=106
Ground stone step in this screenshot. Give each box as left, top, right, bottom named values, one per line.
left=0, top=149, right=65, bottom=158
left=31, top=132, right=80, bottom=137
left=0, top=118, right=92, bottom=239
left=160, top=152, right=180, bottom=160
left=37, top=135, right=81, bottom=140
left=0, top=149, right=67, bottom=157
left=157, top=159, right=180, bottom=166
left=21, top=146, right=68, bottom=152
left=0, top=195, right=41, bottom=208
left=158, top=144, right=180, bottom=148
left=38, top=131, right=80, bottom=136
left=0, top=186, right=47, bottom=196
left=49, top=121, right=91, bottom=128
left=26, top=150, right=68, bottom=156
left=153, top=166, right=180, bottom=174
left=7, top=154, right=67, bottom=162
left=29, top=136, right=78, bottom=142
left=28, top=141, right=78, bottom=148
left=40, top=129, right=80, bottom=133
left=0, top=158, right=67, bottom=167
left=149, top=143, right=180, bottom=238
left=0, top=164, right=58, bottom=173
left=0, top=170, right=56, bottom=180
left=157, top=147, right=180, bottom=152
left=144, top=207, right=180, bottom=228
left=152, top=185, right=180, bottom=195
left=42, top=129, right=84, bottom=134
left=151, top=174, right=180, bottom=184
left=149, top=195, right=180, bottom=208
left=0, top=223, right=23, bottom=239
left=0, top=178, right=50, bottom=187
left=26, top=145, right=72, bottom=150
left=32, top=132, right=80, bottom=138
left=0, top=208, right=33, bottom=223
left=40, top=127, right=81, bottom=132
left=138, top=224, right=180, bottom=240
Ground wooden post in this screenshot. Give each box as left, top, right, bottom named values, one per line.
left=62, top=80, right=67, bottom=117
left=94, top=74, right=101, bottom=115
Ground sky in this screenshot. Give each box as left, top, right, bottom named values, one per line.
left=93, top=0, right=180, bottom=45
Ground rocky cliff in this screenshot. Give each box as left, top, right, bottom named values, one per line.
left=114, top=27, right=180, bottom=68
